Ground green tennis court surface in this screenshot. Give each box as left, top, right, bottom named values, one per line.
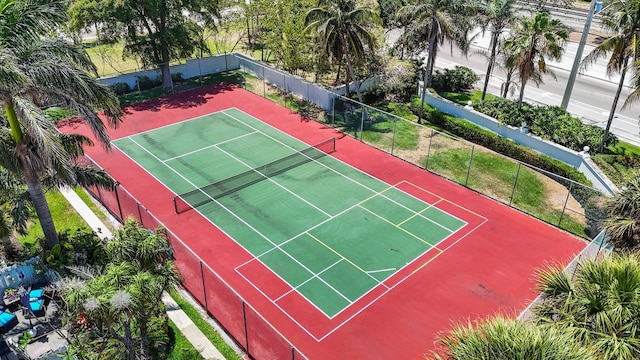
left=113, top=108, right=466, bottom=317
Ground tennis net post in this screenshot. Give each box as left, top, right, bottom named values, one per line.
left=173, top=137, right=336, bottom=214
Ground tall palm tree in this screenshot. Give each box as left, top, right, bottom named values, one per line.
left=305, top=0, right=380, bottom=103
left=535, top=254, right=640, bottom=360
left=432, top=315, right=598, bottom=359
left=62, top=220, right=180, bottom=360
left=602, top=174, right=640, bottom=250
left=396, top=0, right=476, bottom=123
left=478, top=0, right=519, bottom=101
left=0, top=0, right=123, bottom=249
left=582, top=0, right=640, bottom=153
left=503, top=12, right=567, bottom=107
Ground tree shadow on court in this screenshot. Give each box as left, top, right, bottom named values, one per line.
left=124, top=82, right=240, bottom=113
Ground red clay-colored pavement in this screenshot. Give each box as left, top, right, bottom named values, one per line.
left=60, top=85, right=586, bottom=359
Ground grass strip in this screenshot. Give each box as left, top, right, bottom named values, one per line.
left=168, top=288, right=242, bottom=360
left=73, top=187, right=116, bottom=232
left=167, top=319, right=204, bottom=360
left=18, top=189, right=89, bottom=247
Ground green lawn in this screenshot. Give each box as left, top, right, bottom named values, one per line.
left=74, top=187, right=116, bottom=232
left=167, top=319, right=204, bottom=360
left=169, top=289, right=242, bottom=360
left=426, top=148, right=588, bottom=237
left=18, top=189, right=89, bottom=247
left=437, top=89, right=497, bottom=105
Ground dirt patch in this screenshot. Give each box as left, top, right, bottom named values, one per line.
left=537, top=172, right=587, bottom=225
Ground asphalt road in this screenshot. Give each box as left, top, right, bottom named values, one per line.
left=388, top=28, right=640, bottom=146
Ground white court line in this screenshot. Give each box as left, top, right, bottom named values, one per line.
left=222, top=109, right=468, bottom=228
left=118, top=109, right=487, bottom=340
left=163, top=131, right=258, bottom=162
left=126, top=135, right=355, bottom=309
left=112, top=110, right=230, bottom=141
left=214, top=144, right=332, bottom=217
left=365, top=268, right=396, bottom=274
left=273, top=259, right=344, bottom=303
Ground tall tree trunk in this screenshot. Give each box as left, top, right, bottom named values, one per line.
left=482, top=31, right=500, bottom=101
left=160, top=62, right=173, bottom=92
left=599, top=57, right=629, bottom=153
left=517, top=79, right=527, bottom=108
left=5, top=103, right=58, bottom=248
left=139, top=318, right=149, bottom=360
left=23, top=162, right=59, bottom=249
left=335, top=53, right=343, bottom=86
left=418, top=25, right=438, bottom=124
left=502, top=69, right=514, bottom=97
left=344, top=51, right=363, bottom=103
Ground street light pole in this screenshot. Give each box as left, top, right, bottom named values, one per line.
left=561, top=0, right=598, bottom=110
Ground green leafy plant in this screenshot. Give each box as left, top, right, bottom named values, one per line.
left=431, top=66, right=479, bottom=92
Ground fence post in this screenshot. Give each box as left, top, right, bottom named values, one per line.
left=199, top=261, right=208, bottom=311
left=509, top=163, right=522, bottom=206
left=224, top=51, right=228, bottom=71
left=331, top=98, right=336, bottom=128
left=464, top=145, right=475, bottom=186
left=390, top=119, right=398, bottom=155
left=557, top=182, right=573, bottom=227
left=262, top=66, right=266, bottom=97
left=359, top=106, right=365, bottom=141
left=242, top=301, right=249, bottom=351
left=136, top=202, right=144, bottom=226
left=114, top=184, right=124, bottom=221
left=425, top=129, right=434, bottom=169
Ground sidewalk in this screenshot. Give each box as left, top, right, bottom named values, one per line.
left=58, top=187, right=226, bottom=360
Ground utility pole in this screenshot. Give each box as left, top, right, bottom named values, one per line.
left=561, top=0, right=598, bottom=110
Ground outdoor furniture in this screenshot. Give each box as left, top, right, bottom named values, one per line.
left=27, top=288, right=45, bottom=317
left=0, top=307, right=17, bottom=333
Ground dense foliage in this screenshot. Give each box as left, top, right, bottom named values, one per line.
left=474, top=98, right=618, bottom=151
left=430, top=66, right=479, bottom=93
left=60, top=220, right=180, bottom=360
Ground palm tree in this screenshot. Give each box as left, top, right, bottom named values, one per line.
left=0, top=0, right=123, bottom=249
left=305, top=0, right=380, bottom=103
left=62, top=220, right=180, bottom=360
left=503, top=12, right=567, bottom=107
left=602, top=174, right=640, bottom=250
left=582, top=0, right=640, bottom=153
left=396, top=0, right=476, bottom=123
left=432, top=315, right=598, bottom=359
left=535, top=254, right=640, bottom=360
left=478, top=0, right=519, bottom=101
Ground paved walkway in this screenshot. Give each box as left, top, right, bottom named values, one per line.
left=58, top=187, right=226, bottom=360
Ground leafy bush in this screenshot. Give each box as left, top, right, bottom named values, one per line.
left=44, top=107, right=73, bottom=123
left=474, top=98, right=618, bottom=151
left=171, top=72, right=184, bottom=83
left=431, top=66, right=479, bottom=93
left=109, top=82, right=131, bottom=95
left=42, top=229, right=108, bottom=274
left=136, top=75, right=162, bottom=91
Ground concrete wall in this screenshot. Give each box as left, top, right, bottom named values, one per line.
left=421, top=92, right=617, bottom=195
left=99, top=53, right=239, bottom=89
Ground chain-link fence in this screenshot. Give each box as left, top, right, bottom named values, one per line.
left=231, top=62, right=607, bottom=239
left=78, top=155, right=308, bottom=360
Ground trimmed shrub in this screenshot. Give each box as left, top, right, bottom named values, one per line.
left=171, top=72, right=184, bottom=83
left=474, top=98, right=618, bottom=151
left=109, top=82, right=131, bottom=95
left=431, top=66, right=479, bottom=93
left=136, top=75, right=162, bottom=91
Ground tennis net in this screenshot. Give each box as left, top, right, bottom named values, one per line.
left=173, top=137, right=336, bottom=214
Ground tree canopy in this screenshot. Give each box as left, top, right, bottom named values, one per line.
left=68, top=0, right=220, bottom=90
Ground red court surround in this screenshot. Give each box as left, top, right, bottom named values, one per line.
left=60, top=85, right=586, bottom=359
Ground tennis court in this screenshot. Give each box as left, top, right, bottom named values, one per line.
left=65, top=84, right=586, bottom=359
left=113, top=108, right=466, bottom=318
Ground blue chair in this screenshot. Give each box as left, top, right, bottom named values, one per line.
left=29, top=289, right=43, bottom=299
left=0, top=308, right=17, bottom=333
